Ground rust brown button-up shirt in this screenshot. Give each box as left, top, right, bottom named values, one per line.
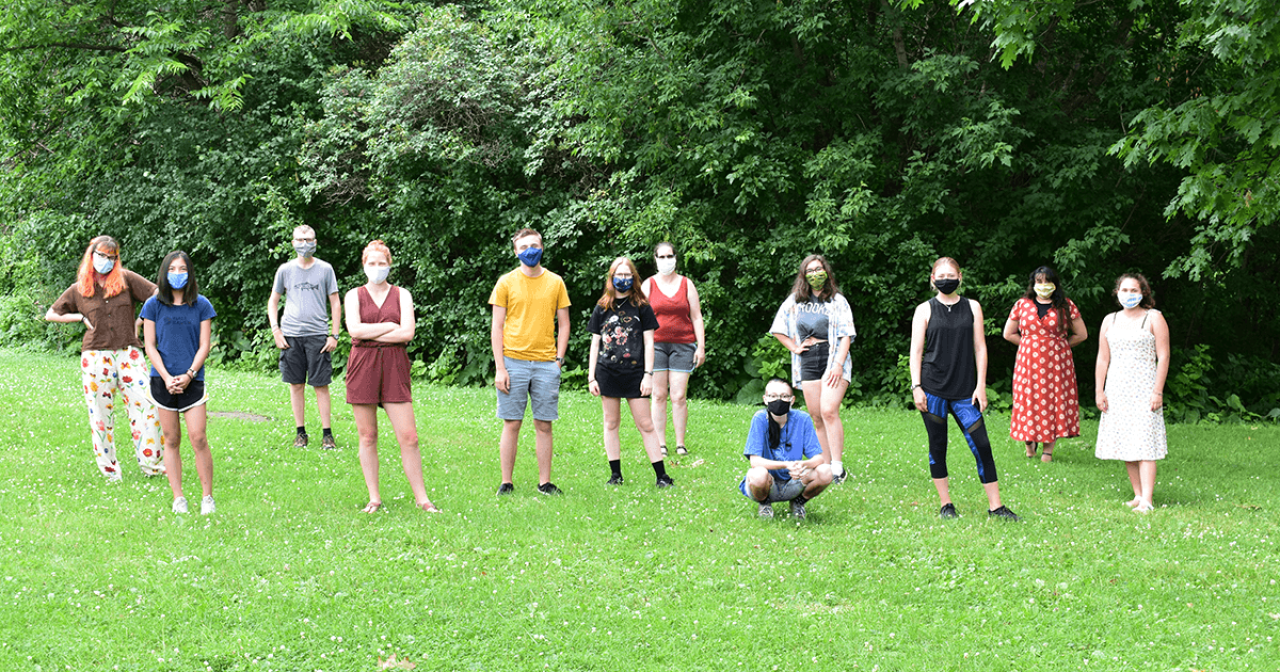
left=51, top=270, right=158, bottom=352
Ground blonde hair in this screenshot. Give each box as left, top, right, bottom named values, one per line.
left=362, top=239, right=392, bottom=265
left=931, top=257, right=960, bottom=276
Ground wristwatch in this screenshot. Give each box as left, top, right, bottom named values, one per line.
left=555, top=356, right=564, bottom=364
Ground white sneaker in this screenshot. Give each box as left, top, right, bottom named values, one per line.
left=172, top=497, right=189, bottom=514
left=200, top=496, right=216, bottom=515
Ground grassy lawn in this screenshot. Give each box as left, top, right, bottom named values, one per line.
left=0, top=349, right=1276, bottom=671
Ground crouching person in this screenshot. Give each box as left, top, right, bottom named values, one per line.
left=739, top=377, right=833, bottom=521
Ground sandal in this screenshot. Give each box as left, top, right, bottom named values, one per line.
left=675, top=445, right=688, bottom=456
left=418, top=501, right=441, bottom=513
left=1041, top=443, right=1054, bottom=463
left=660, top=445, right=668, bottom=457
left=361, top=501, right=383, bottom=514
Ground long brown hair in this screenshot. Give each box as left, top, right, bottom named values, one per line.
left=1022, top=265, right=1073, bottom=335
left=790, top=254, right=839, bottom=302
left=596, top=257, right=649, bottom=311
left=76, top=236, right=126, bottom=299
left=1113, top=273, right=1156, bottom=309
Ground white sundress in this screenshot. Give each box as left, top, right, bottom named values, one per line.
left=1095, top=310, right=1168, bottom=461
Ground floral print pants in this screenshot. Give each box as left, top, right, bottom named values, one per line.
left=80, top=348, right=165, bottom=478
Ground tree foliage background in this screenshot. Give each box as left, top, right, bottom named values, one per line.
left=2, top=0, right=1277, bottom=422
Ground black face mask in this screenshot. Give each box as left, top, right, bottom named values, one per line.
left=766, top=399, right=791, bottom=417
left=934, top=278, right=960, bottom=295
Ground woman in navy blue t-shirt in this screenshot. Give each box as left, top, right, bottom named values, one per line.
left=142, top=251, right=217, bottom=516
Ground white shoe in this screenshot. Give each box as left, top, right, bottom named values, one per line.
left=172, top=497, right=189, bottom=514
left=200, top=496, right=216, bottom=515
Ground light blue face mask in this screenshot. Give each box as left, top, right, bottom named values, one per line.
left=92, top=255, right=115, bottom=275
left=168, top=272, right=189, bottom=289
left=1119, top=293, right=1142, bottom=309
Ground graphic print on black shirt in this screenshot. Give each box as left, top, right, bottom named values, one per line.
left=587, top=301, right=660, bottom=369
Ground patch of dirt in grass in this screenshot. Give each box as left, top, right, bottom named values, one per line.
left=210, top=410, right=272, bottom=422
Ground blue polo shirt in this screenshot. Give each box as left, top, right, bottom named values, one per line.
left=741, top=409, right=823, bottom=483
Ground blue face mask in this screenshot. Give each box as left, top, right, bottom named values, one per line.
left=1119, top=293, right=1142, bottom=309
left=168, top=272, right=189, bottom=289
left=517, top=246, right=543, bottom=267
left=612, top=277, right=634, bottom=292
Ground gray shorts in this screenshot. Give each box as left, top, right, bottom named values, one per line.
left=496, top=356, right=561, bottom=421
left=280, top=335, right=333, bottom=386
left=738, top=473, right=806, bottom=503
left=653, top=342, right=697, bottom=373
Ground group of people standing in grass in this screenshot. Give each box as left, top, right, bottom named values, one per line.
left=46, top=229, right=1170, bottom=520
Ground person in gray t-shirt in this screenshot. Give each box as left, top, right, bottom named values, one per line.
left=267, top=225, right=342, bottom=449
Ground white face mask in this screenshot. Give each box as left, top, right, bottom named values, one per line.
left=656, top=257, right=677, bottom=275
left=92, top=254, right=115, bottom=275
left=364, top=265, right=390, bottom=284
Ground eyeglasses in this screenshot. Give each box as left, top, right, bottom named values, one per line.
left=655, top=254, right=675, bottom=259
left=763, top=393, right=794, bottom=402
left=93, top=251, right=119, bottom=261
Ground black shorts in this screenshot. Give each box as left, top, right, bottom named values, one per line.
left=149, top=377, right=208, bottom=413
left=279, top=335, right=333, bottom=386
left=595, top=363, right=647, bottom=398
left=799, top=341, right=830, bottom=381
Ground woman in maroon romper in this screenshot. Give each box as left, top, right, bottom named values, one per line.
left=344, top=240, right=439, bottom=513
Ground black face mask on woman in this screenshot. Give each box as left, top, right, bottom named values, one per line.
left=934, top=278, right=960, bottom=295
left=767, top=399, right=791, bottom=417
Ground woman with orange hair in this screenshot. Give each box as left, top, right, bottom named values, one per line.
left=344, top=240, right=439, bottom=514
left=45, top=235, right=165, bottom=480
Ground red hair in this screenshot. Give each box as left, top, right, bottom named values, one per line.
left=596, top=257, right=649, bottom=311
left=362, top=239, right=392, bottom=265
left=76, top=236, right=126, bottom=298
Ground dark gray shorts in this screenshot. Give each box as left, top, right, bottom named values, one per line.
left=653, top=342, right=697, bottom=373
left=280, top=335, right=333, bottom=386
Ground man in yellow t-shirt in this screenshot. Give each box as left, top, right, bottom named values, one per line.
left=489, top=228, right=571, bottom=496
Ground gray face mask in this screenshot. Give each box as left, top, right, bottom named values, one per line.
left=294, top=241, right=316, bottom=258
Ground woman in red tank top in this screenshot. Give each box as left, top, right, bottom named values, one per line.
left=641, top=242, right=706, bottom=457
left=343, top=240, right=439, bottom=514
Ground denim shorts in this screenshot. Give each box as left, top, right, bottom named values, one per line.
left=799, top=341, right=830, bottom=381
left=738, top=474, right=806, bottom=503
left=653, top=342, right=697, bottom=373
left=496, top=356, right=561, bottom=421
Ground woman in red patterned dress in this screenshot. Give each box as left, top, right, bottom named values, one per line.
left=1001, top=266, right=1088, bottom=462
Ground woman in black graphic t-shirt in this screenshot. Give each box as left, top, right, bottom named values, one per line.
left=587, top=257, right=673, bottom=488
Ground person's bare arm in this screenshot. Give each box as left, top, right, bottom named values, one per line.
left=1151, top=311, right=1171, bottom=411
left=971, top=300, right=988, bottom=412
left=267, top=291, right=289, bottom=349
left=492, top=305, right=509, bottom=393
left=688, top=280, right=706, bottom=367
left=909, top=303, right=929, bottom=412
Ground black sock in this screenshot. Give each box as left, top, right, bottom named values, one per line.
left=651, top=460, right=667, bottom=479
left=322, top=427, right=333, bottom=438
left=296, top=426, right=307, bottom=436
left=609, top=459, right=622, bottom=477
left=792, top=494, right=809, bottom=507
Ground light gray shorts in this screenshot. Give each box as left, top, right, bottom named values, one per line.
left=738, top=474, right=805, bottom=503
left=496, top=356, right=561, bottom=421
left=653, top=342, right=697, bottom=373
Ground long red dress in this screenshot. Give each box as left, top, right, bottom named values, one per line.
left=1008, top=297, right=1081, bottom=442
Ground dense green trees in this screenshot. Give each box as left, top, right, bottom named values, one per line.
left=2, top=1, right=1277, bottom=420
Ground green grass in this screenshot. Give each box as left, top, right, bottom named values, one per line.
left=0, top=349, right=1276, bottom=671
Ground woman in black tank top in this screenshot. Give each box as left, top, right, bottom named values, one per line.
left=908, top=257, right=1019, bottom=521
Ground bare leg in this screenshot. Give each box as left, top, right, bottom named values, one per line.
left=1025, top=441, right=1037, bottom=458
left=800, top=381, right=830, bottom=455
left=801, top=463, right=834, bottom=498
left=315, top=385, right=332, bottom=430
left=650, top=371, right=669, bottom=448
left=1138, top=460, right=1157, bottom=508
left=499, top=419, right=521, bottom=484
left=819, top=378, right=849, bottom=467
left=533, top=419, right=554, bottom=485
left=602, top=397, right=623, bottom=460
left=289, top=383, right=307, bottom=427
left=183, top=405, right=213, bottom=498
left=1123, top=461, right=1142, bottom=507
left=981, top=481, right=1004, bottom=511
left=932, top=477, right=951, bottom=506
left=384, top=402, right=436, bottom=511
left=1041, top=440, right=1055, bottom=463
left=159, top=408, right=184, bottom=499
left=746, top=467, right=773, bottom=502
left=627, top=397, right=665, bottom=463
left=353, top=404, right=381, bottom=510
left=668, top=371, right=691, bottom=449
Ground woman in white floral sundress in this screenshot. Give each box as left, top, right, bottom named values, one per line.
left=1094, top=273, right=1169, bottom=513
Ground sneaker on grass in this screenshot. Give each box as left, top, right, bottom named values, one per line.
left=656, top=475, right=675, bottom=489
left=757, top=502, right=774, bottom=519
left=496, top=483, right=515, bottom=496
left=201, top=496, right=216, bottom=515
left=940, top=503, right=958, bottom=519
left=606, top=474, right=624, bottom=485
left=988, top=505, right=1020, bottom=521
left=172, top=497, right=189, bottom=514
left=536, top=482, right=563, bottom=496
left=790, top=499, right=807, bottom=521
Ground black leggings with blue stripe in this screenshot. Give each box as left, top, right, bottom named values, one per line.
left=921, top=392, right=998, bottom=484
